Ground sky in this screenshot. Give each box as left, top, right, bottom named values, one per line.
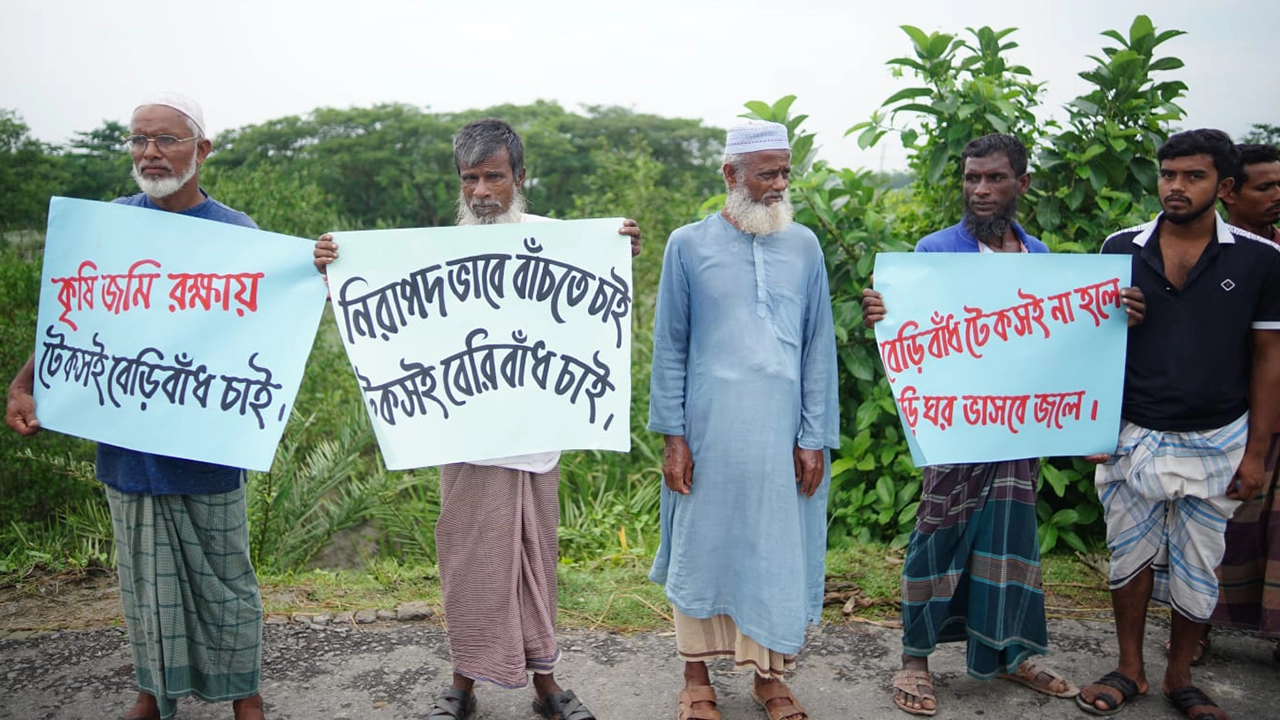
left=2, top=0, right=1276, bottom=173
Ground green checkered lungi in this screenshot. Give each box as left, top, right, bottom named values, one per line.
left=105, top=484, right=262, bottom=720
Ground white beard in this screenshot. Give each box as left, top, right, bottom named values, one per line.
left=455, top=190, right=527, bottom=226
left=724, top=184, right=793, bottom=236
left=131, top=150, right=198, bottom=199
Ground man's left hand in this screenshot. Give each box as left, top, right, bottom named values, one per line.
left=619, top=219, right=641, bottom=257
left=1228, top=454, right=1268, bottom=501
left=1121, top=287, right=1145, bottom=327
left=793, top=446, right=824, bottom=497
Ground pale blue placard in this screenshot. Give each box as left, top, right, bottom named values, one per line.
left=32, top=197, right=329, bottom=471
left=872, top=253, right=1131, bottom=466
left=327, top=218, right=632, bottom=470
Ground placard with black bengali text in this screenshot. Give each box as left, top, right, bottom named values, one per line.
left=326, top=218, right=632, bottom=469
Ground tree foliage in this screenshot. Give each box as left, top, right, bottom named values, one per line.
left=0, top=110, right=62, bottom=234
left=211, top=101, right=724, bottom=231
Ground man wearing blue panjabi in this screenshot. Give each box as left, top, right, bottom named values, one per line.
left=648, top=120, right=839, bottom=720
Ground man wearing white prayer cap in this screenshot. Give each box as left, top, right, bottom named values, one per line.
left=4, top=93, right=265, bottom=720
left=648, top=119, right=839, bottom=720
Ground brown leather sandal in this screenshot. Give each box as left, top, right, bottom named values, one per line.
left=677, top=685, right=722, bottom=720
left=750, top=680, right=808, bottom=720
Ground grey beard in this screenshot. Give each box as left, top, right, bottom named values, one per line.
left=131, top=155, right=197, bottom=199
left=723, top=185, right=793, bottom=236
left=963, top=208, right=1015, bottom=242
left=455, top=190, right=527, bottom=226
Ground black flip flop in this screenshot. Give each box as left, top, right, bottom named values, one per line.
left=1164, top=685, right=1222, bottom=720
left=1075, top=670, right=1143, bottom=716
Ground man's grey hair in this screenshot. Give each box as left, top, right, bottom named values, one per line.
left=722, top=152, right=745, bottom=173
left=453, top=118, right=524, bottom=176
left=183, top=115, right=203, bottom=139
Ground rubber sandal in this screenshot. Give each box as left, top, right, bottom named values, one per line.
left=1163, top=685, right=1223, bottom=720
left=426, top=688, right=477, bottom=720
left=1075, top=671, right=1143, bottom=716
left=533, top=689, right=596, bottom=720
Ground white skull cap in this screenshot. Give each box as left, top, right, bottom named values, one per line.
left=135, top=92, right=206, bottom=137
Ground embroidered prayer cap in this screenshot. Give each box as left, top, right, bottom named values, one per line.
left=724, top=120, right=790, bottom=155
left=135, top=92, right=207, bottom=138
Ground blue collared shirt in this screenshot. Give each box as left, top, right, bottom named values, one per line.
left=915, top=221, right=1049, bottom=254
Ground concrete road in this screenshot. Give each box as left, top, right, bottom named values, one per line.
left=2, top=616, right=1277, bottom=719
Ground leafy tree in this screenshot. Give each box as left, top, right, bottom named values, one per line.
left=848, top=26, right=1047, bottom=239
left=202, top=163, right=346, bottom=238
left=0, top=110, right=62, bottom=234
left=1026, top=15, right=1187, bottom=251
left=1242, top=123, right=1280, bottom=146
left=58, top=120, right=134, bottom=202
left=210, top=101, right=724, bottom=231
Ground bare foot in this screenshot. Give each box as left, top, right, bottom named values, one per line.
left=121, top=691, right=160, bottom=720
left=233, top=693, right=265, bottom=720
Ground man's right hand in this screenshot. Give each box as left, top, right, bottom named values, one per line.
left=314, top=233, right=339, bottom=275
left=6, top=356, right=40, bottom=436
left=662, top=435, right=694, bottom=494
left=861, top=288, right=885, bottom=328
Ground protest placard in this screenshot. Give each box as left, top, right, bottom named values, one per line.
left=33, top=197, right=329, bottom=470
left=327, top=218, right=632, bottom=469
left=872, top=253, right=1131, bottom=466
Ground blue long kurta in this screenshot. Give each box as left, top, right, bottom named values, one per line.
left=648, top=212, right=840, bottom=654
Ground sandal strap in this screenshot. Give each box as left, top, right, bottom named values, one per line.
left=891, top=669, right=936, bottom=700
left=754, top=681, right=791, bottom=702
left=679, top=686, right=719, bottom=705
left=1166, top=685, right=1218, bottom=713
left=426, top=688, right=474, bottom=719
left=539, top=690, right=596, bottom=720
left=1089, top=671, right=1139, bottom=710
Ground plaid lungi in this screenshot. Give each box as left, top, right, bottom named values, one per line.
left=900, top=459, right=1048, bottom=679
left=1210, top=433, right=1280, bottom=636
left=436, top=462, right=561, bottom=688
left=1096, top=414, right=1246, bottom=623
left=105, top=484, right=262, bottom=720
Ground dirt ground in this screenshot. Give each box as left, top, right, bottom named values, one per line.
left=0, top=567, right=123, bottom=633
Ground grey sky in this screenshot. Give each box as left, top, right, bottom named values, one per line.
left=2, top=0, right=1275, bottom=172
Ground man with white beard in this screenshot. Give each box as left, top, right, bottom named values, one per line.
left=648, top=120, right=839, bottom=720
left=6, top=94, right=265, bottom=720
left=314, top=118, right=638, bottom=720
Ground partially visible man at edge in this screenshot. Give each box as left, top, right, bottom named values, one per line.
left=648, top=120, right=840, bottom=720
left=1167, top=143, right=1280, bottom=667
left=1079, top=130, right=1280, bottom=720
left=313, top=118, right=640, bottom=720
left=5, top=93, right=266, bottom=720
left=1205, top=142, right=1280, bottom=660
left=861, top=133, right=1145, bottom=717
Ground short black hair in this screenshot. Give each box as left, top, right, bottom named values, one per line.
left=453, top=118, right=524, bottom=176
left=1156, top=129, right=1240, bottom=182
left=1234, top=143, right=1280, bottom=186
left=960, top=134, right=1029, bottom=177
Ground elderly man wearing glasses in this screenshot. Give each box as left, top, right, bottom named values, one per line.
left=5, top=93, right=265, bottom=720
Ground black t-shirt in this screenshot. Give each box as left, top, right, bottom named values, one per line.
left=1102, top=214, right=1280, bottom=431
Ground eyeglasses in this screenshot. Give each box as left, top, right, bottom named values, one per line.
left=123, top=134, right=199, bottom=152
